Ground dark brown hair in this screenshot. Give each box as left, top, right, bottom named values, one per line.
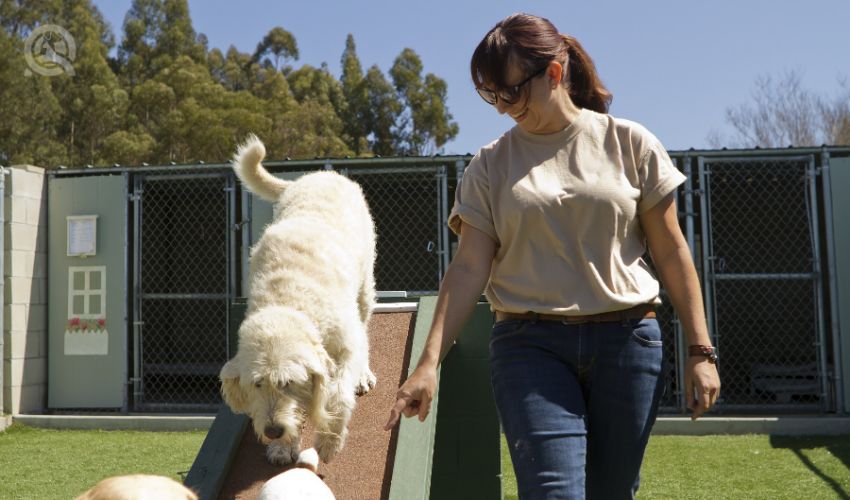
left=471, top=13, right=612, bottom=113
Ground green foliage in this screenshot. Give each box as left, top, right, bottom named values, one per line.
left=390, top=48, right=458, bottom=155
left=0, top=423, right=207, bottom=500
left=0, top=1, right=458, bottom=167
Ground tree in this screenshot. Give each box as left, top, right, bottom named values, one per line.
left=253, top=27, right=298, bottom=73
left=711, top=70, right=850, bottom=148
left=340, top=34, right=369, bottom=155
left=363, top=65, right=402, bottom=156
left=0, top=25, right=65, bottom=166
left=389, top=48, right=458, bottom=155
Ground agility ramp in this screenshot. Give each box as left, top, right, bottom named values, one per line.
left=185, top=296, right=501, bottom=500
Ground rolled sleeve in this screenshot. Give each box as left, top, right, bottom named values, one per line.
left=447, top=155, right=497, bottom=240
left=637, top=140, right=686, bottom=214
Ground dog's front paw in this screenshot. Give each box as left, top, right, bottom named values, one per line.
left=315, top=431, right=345, bottom=463
left=355, top=368, right=377, bottom=396
left=266, top=440, right=300, bottom=466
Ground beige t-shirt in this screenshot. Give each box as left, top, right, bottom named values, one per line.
left=448, top=108, right=686, bottom=315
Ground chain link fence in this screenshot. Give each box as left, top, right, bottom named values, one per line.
left=698, top=156, right=827, bottom=411
left=341, top=166, right=448, bottom=294
left=43, top=149, right=841, bottom=414
left=135, top=173, right=232, bottom=411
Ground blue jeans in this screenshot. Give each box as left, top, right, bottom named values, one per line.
left=489, top=317, right=665, bottom=500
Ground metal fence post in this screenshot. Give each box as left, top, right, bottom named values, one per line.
left=821, top=149, right=845, bottom=413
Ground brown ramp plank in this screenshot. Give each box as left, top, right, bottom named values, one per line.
left=188, top=309, right=425, bottom=500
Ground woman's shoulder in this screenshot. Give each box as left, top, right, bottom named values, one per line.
left=583, top=110, right=660, bottom=145
left=468, top=129, right=513, bottom=170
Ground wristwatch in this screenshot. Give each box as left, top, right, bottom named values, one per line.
left=689, top=345, right=718, bottom=364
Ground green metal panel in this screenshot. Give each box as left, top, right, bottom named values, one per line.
left=430, top=303, right=502, bottom=500
left=831, top=158, right=850, bottom=413
left=47, top=175, right=127, bottom=408
left=387, top=295, right=441, bottom=500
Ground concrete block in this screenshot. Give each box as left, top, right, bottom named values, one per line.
left=5, top=329, right=41, bottom=359
left=33, top=252, right=46, bottom=278
left=28, top=304, right=46, bottom=331
left=34, top=278, right=47, bottom=305
left=25, top=197, right=45, bottom=226
left=9, top=356, right=46, bottom=386
left=5, top=276, right=34, bottom=304
left=8, top=383, right=46, bottom=414
left=6, top=304, right=28, bottom=331
left=4, top=196, right=28, bottom=224
left=8, top=166, right=46, bottom=199
left=8, top=223, right=38, bottom=252
left=35, top=227, right=46, bottom=253
left=5, top=249, right=38, bottom=278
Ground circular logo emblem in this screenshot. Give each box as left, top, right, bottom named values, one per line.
left=24, top=24, right=76, bottom=77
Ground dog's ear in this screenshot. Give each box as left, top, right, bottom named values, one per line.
left=308, top=346, right=334, bottom=425
left=220, top=360, right=249, bottom=413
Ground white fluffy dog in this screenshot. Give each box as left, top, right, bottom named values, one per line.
left=220, top=135, right=377, bottom=466
left=258, top=448, right=335, bottom=500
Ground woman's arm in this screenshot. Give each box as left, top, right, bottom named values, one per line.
left=640, top=192, right=721, bottom=420
left=385, top=222, right=497, bottom=429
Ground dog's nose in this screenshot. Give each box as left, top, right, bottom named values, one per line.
left=264, top=425, right=284, bottom=440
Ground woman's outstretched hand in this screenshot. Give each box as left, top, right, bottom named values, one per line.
left=384, top=365, right=438, bottom=430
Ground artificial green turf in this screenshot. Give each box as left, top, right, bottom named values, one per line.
left=0, top=423, right=207, bottom=500
left=502, top=434, right=850, bottom=499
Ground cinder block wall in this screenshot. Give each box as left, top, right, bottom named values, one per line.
left=3, top=165, right=47, bottom=414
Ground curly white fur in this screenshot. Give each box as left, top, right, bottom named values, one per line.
left=220, top=135, right=377, bottom=465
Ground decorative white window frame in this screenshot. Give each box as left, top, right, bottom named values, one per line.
left=64, top=265, right=108, bottom=356
left=67, top=215, right=98, bottom=257
left=67, top=265, right=106, bottom=318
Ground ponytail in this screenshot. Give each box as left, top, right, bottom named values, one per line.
left=562, top=34, right=612, bottom=114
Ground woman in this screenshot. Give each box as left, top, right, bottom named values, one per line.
left=385, top=13, right=720, bottom=499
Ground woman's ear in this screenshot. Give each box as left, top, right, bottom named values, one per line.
left=548, top=60, right=564, bottom=88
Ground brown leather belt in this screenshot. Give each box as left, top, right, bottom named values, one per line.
left=495, top=303, right=656, bottom=324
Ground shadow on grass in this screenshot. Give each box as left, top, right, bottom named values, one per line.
left=770, top=435, right=850, bottom=499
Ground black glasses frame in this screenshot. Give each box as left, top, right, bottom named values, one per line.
left=476, top=65, right=549, bottom=105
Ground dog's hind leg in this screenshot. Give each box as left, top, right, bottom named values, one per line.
left=353, top=322, right=376, bottom=396
left=357, top=265, right=376, bottom=326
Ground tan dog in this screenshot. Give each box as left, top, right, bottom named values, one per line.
left=220, top=135, right=377, bottom=465
left=258, top=448, right=335, bottom=500
left=75, top=474, right=198, bottom=500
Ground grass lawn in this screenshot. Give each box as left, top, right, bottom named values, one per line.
left=0, top=423, right=207, bottom=500
left=3, top=423, right=849, bottom=499
left=502, top=434, right=850, bottom=499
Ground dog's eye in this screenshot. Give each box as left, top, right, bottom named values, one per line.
left=254, top=381, right=262, bottom=388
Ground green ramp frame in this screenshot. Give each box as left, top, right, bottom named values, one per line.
left=185, top=296, right=500, bottom=500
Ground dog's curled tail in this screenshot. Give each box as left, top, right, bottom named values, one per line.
left=232, top=134, right=290, bottom=202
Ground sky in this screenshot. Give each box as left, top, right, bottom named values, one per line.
left=91, top=0, right=850, bottom=155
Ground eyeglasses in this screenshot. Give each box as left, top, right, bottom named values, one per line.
left=476, top=65, right=548, bottom=105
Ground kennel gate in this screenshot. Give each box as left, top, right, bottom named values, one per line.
left=132, top=172, right=237, bottom=411
left=697, top=155, right=831, bottom=411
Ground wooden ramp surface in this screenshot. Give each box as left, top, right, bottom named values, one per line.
left=215, top=311, right=416, bottom=500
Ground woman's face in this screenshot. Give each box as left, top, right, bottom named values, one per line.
left=488, top=60, right=566, bottom=135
